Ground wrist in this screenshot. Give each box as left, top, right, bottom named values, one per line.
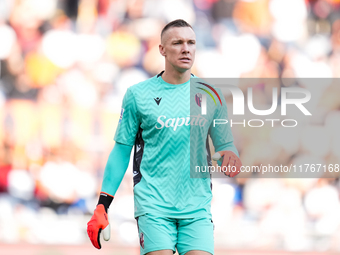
left=97, top=192, right=114, bottom=213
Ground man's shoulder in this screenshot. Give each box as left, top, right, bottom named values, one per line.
left=191, top=77, right=222, bottom=94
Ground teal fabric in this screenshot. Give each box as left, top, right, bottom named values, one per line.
left=190, top=80, right=237, bottom=178
left=101, top=142, right=132, bottom=196
left=113, top=74, right=238, bottom=218
left=136, top=214, right=214, bottom=255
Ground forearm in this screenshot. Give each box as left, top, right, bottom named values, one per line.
left=98, top=142, right=132, bottom=210
left=215, top=141, right=239, bottom=157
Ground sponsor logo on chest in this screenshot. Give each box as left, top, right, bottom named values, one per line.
left=155, top=115, right=207, bottom=131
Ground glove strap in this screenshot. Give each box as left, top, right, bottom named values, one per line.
left=98, top=192, right=114, bottom=213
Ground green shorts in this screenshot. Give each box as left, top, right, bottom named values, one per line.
left=135, top=214, right=214, bottom=255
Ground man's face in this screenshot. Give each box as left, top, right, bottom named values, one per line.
left=160, top=26, right=196, bottom=73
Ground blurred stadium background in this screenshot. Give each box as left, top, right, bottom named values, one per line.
left=1, top=0, right=340, bottom=254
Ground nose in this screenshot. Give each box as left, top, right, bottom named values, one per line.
left=182, top=43, right=189, bottom=53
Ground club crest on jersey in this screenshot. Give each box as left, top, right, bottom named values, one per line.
left=195, top=93, right=202, bottom=107
left=119, top=108, right=124, bottom=123
left=140, top=232, right=144, bottom=249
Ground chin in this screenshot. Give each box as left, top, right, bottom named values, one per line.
left=177, top=64, right=192, bottom=71
left=176, top=67, right=191, bottom=73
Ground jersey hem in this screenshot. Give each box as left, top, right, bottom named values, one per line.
left=134, top=209, right=212, bottom=219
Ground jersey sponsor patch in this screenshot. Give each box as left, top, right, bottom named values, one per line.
left=155, top=115, right=208, bottom=131
left=119, top=108, right=124, bottom=123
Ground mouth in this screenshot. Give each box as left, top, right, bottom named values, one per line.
left=179, top=57, right=191, bottom=63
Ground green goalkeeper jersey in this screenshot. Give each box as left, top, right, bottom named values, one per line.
left=114, top=72, right=235, bottom=218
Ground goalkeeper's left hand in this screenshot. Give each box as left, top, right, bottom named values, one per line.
left=212, top=151, right=242, bottom=177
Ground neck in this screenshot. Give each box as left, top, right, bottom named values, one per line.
left=161, top=68, right=191, bottom=85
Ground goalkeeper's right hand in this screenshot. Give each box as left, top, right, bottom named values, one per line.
left=212, top=150, right=242, bottom=177
left=87, top=204, right=111, bottom=249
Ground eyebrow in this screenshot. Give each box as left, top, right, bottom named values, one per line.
left=172, top=39, right=196, bottom=43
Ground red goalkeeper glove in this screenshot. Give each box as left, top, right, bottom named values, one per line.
left=212, top=151, right=242, bottom=177
left=87, top=193, right=113, bottom=249
left=87, top=204, right=111, bottom=249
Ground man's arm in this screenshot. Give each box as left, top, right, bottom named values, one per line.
left=87, top=142, right=133, bottom=249
left=87, top=84, right=140, bottom=249
left=215, top=140, right=239, bottom=158
left=213, top=141, right=242, bottom=177
left=101, top=142, right=133, bottom=203
left=208, top=87, right=242, bottom=177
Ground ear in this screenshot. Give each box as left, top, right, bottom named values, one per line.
left=159, top=44, right=166, bottom=57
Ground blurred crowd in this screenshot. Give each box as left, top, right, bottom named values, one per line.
left=1, top=0, right=340, bottom=252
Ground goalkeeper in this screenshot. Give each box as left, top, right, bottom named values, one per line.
left=87, top=19, right=242, bottom=255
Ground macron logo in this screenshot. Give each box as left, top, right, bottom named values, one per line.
left=154, top=97, right=162, bottom=105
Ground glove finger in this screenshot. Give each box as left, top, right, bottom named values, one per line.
left=103, top=224, right=111, bottom=241
left=97, top=228, right=102, bottom=249
left=87, top=223, right=101, bottom=249
left=212, top=152, right=222, bottom=161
